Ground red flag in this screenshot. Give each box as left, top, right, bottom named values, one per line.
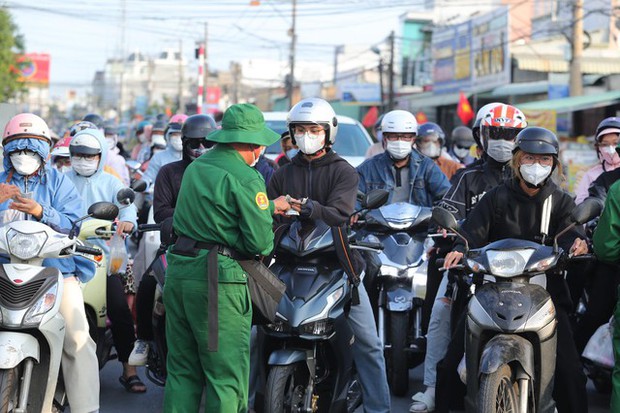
left=456, top=92, right=474, bottom=125
left=362, top=106, right=379, bottom=128
left=416, top=111, right=428, bottom=125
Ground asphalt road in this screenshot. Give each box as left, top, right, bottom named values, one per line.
left=85, top=358, right=610, bottom=412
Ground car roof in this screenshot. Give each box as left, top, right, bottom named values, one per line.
left=262, top=111, right=359, bottom=125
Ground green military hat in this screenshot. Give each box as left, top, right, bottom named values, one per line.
left=207, top=103, right=280, bottom=146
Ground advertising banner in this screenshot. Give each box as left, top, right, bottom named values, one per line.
left=16, top=53, right=50, bottom=85
left=339, top=83, right=381, bottom=106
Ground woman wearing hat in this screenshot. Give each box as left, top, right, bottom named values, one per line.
left=163, top=104, right=291, bottom=413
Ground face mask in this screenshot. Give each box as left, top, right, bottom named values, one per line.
left=295, top=132, right=325, bottom=155
left=453, top=145, right=470, bottom=160
left=286, top=148, right=299, bottom=159
left=250, top=147, right=262, bottom=167
left=520, top=163, right=552, bottom=187
left=10, top=152, right=42, bottom=176
left=418, top=142, right=441, bottom=159
left=137, top=133, right=146, bottom=143
left=170, top=136, right=183, bottom=152
left=486, top=140, right=515, bottom=163
left=56, top=165, right=71, bottom=174
left=188, top=147, right=208, bottom=161
left=105, top=138, right=116, bottom=151
left=72, top=158, right=99, bottom=177
left=386, top=140, right=412, bottom=160
left=599, top=145, right=620, bottom=167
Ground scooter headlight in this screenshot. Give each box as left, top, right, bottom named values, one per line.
left=23, top=283, right=58, bottom=326
left=300, top=320, right=334, bottom=336
left=7, top=229, right=48, bottom=261
left=486, top=249, right=534, bottom=277
left=300, top=286, right=344, bottom=325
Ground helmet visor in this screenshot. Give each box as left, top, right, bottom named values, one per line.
left=482, top=126, right=521, bottom=142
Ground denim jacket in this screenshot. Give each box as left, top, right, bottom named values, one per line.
left=356, top=150, right=450, bottom=207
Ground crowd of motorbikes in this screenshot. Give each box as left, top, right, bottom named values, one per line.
left=0, top=162, right=613, bottom=412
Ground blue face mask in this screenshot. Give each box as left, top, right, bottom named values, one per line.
left=286, top=148, right=299, bottom=159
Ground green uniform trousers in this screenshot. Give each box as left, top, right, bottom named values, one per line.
left=163, top=276, right=252, bottom=413
left=613, top=285, right=620, bottom=411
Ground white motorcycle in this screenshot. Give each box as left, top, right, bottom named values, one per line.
left=0, top=202, right=118, bottom=413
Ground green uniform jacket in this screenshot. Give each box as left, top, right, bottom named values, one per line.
left=593, top=180, right=620, bottom=263
left=170, top=144, right=275, bottom=283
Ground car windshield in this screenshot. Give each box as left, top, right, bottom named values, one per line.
left=264, top=120, right=370, bottom=157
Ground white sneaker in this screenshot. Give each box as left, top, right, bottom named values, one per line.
left=128, top=340, right=149, bottom=366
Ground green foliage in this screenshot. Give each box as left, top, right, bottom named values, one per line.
left=0, top=8, right=26, bottom=101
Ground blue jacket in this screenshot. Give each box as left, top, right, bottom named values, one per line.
left=142, top=147, right=182, bottom=187
left=0, top=137, right=95, bottom=281
left=66, top=130, right=138, bottom=258
left=356, top=150, right=450, bottom=207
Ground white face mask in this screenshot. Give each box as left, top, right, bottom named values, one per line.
left=137, top=133, right=147, bottom=144
left=486, top=140, right=515, bottom=163
left=72, top=157, right=99, bottom=177
left=294, top=132, right=325, bottom=155
left=386, top=140, right=412, bottom=160
left=105, top=138, right=116, bottom=151
left=520, top=163, right=552, bottom=187
left=599, top=145, right=620, bottom=166
left=170, top=136, right=183, bottom=152
left=418, top=142, right=441, bottom=159
left=57, top=165, right=71, bottom=174
left=250, top=147, right=262, bottom=167
left=453, top=145, right=470, bottom=160
left=10, top=152, right=42, bottom=176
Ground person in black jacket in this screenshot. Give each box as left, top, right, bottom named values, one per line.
left=267, top=97, right=391, bottom=413
left=128, top=114, right=217, bottom=366
left=439, top=127, right=589, bottom=413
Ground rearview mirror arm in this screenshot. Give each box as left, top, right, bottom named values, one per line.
left=553, top=222, right=576, bottom=254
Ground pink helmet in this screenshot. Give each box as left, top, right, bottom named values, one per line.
left=3, top=113, right=52, bottom=146
left=51, top=136, right=72, bottom=160
left=169, top=114, right=189, bottom=124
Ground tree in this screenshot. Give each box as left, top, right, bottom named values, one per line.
left=0, top=8, right=25, bottom=101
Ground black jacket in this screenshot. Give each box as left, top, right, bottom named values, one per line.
left=588, top=168, right=620, bottom=202
left=153, top=159, right=191, bottom=224
left=438, top=155, right=512, bottom=221
left=454, top=177, right=585, bottom=254
left=267, top=149, right=358, bottom=227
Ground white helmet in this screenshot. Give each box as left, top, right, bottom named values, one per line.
left=70, top=130, right=103, bottom=156
left=381, top=110, right=418, bottom=135
left=475, top=102, right=502, bottom=124
left=287, top=98, right=339, bottom=145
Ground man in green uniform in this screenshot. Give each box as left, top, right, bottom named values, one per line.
left=163, top=103, right=291, bottom=413
left=593, top=179, right=620, bottom=412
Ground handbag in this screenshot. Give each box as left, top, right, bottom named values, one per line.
left=238, top=259, right=286, bottom=324
left=582, top=321, right=615, bottom=368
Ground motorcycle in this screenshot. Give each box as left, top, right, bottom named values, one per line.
left=355, top=202, right=431, bottom=396
left=135, top=221, right=169, bottom=387
left=432, top=197, right=602, bottom=413
left=0, top=201, right=119, bottom=413
left=257, top=189, right=388, bottom=413
left=79, top=188, right=137, bottom=369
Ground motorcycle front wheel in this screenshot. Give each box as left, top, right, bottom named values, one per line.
left=264, top=363, right=311, bottom=413
left=387, top=312, right=409, bottom=396
left=478, top=364, right=518, bottom=413
left=0, top=367, right=20, bottom=413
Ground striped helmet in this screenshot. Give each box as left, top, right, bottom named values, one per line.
left=480, top=104, right=527, bottom=150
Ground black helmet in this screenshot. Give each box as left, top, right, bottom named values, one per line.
left=70, top=121, right=98, bottom=137
left=82, top=113, right=104, bottom=129
left=514, top=127, right=559, bottom=155
left=181, top=114, right=217, bottom=140
left=595, top=117, right=620, bottom=142
left=451, top=126, right=474, bottom=147
left=472, top=117, right=482, bottom=147
left=152, top=120, right=167, bottom=133
left=417, top=122, right=445, bottom=146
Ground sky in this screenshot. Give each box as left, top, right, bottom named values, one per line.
left=3, top=0, right=427, bottom=98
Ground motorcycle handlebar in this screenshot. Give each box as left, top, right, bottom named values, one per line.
left=138, top=224, right=161, bottom=232
left=351, top=241, right=384, bottom=250
left=75, top=245, right=103, bottom=256
left=435, top=258, right=465, bottom=271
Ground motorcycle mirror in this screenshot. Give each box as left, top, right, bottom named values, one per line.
left=571, top=197, right=603, bottom=225
left=363, top=189, right=389, bottom=210
left=116, top=188, right=136, bottom=205
left=88, top=202, right=120, bottom=221
left=126, top=159, right=141, bottom=171
left=131, top=179, right=148, bottom=193
left=431, top=207, right=459, bottom=232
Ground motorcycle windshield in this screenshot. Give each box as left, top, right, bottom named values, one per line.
left=366, top=202, right=431, bottom=231
left=278, top=220, right=337, bottom=257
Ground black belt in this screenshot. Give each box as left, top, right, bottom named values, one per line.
left=173, top=235, right=249, bottom=352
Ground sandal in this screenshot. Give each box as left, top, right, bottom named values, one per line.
left=410, top=391, right=435, bottom=412
left=119, top=375, right=147, bottom=393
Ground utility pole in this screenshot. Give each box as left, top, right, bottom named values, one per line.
left=204, top=22, right=209, bottom=112
left=333, top=45, right=343, bottom=86
left=388, top=30, right=395, bottom=111
left=569, top=0, right=583, bottom=97
left=287, top=0, right=297, bottom=108
left=118, top=0, right=126, bottom=117
left=197, top=43, right=205, bottom=114
left=178, top=39, right=186, bottom=113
